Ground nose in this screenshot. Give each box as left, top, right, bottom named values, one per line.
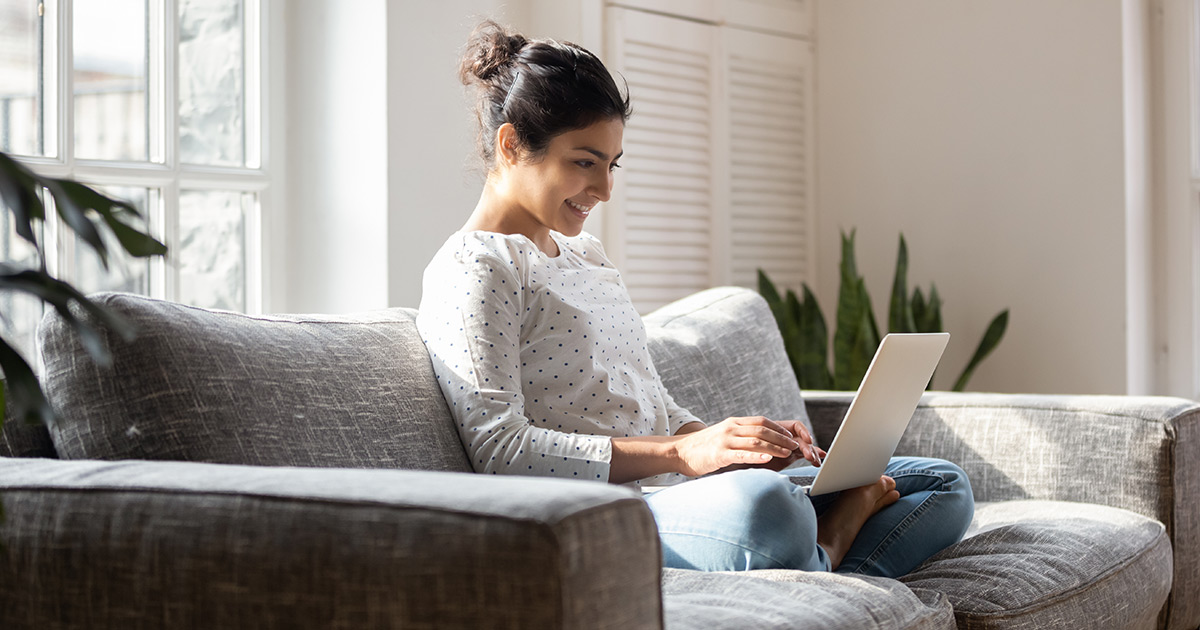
left=590, top=170, right=613, bottom=203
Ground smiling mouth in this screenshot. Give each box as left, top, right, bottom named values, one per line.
left=566, top=200, right=594, bottom=216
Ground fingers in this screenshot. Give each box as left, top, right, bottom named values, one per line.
left=728, top=420, right=799, bottom=456
left=714, top=417, right=832, bottom=469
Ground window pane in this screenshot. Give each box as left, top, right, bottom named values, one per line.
left=179, top=0, right=245, bottom=166
left=179, top=189, right=245, bottom=311
left=0, top=0, right=50, bottom=156
left=74, top=186, right=151, bottom=296
left=73, top=0, right=147, bottom=161
left=1, top=198, right=44, bottom=363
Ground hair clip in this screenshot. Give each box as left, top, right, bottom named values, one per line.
left=502, top=69, right=522, bottom=113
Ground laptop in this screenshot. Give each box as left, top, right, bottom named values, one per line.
left=804, top=332, right=950, bottom=496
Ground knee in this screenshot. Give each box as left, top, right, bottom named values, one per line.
left=653, top=469, right=823, bottom=571
left=717, top=470, right=819, bottom=538
left=927, top=459, right=975, bottom=535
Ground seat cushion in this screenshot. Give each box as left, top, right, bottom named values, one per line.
left=662, top=568, right=955, bottom=630
left=644, top=287, right=813, bottom=434
left=39, top=293, right=471, bottom=472
left=900, top=500, right=1172, bottom=630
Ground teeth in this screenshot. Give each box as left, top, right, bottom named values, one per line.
left=566, top=200, right=592, bottom=214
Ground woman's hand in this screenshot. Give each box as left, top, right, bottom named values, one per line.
left=673, top=416, right=825, bottom=477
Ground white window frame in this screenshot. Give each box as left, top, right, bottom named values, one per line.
left=10, top=0, right=271, bottom=314
left=1150, top=0, right=1200, bottom=399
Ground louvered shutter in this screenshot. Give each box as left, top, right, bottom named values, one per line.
left=723, top=27, right=815, bottom=292
left=603, top=3, right=813, bottom=313
left=605, top=9, right=718, bottom=313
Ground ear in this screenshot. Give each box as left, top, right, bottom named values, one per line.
left=495, top=123, right=521, bottom=167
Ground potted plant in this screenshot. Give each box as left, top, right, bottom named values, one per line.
left=759, top=230, right=1008, bottom=392
left=0, top=149, right=167, bottom=436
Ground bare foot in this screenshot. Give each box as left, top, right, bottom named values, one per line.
left=816, top=476, right=901, bottom=570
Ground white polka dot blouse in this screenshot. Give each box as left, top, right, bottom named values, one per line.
left=416, top=230, right=701, bottom=486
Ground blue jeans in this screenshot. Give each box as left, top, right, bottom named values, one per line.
left=644, top=456, right=974, bottom=578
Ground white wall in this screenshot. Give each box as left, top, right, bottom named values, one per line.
left=814, top=0, right=1129, bottom=394
left=284, top=0, right=389, bottom=313
left=386, top=1, right=535, bottom=309
left=280, top=1, right=604, bottom=311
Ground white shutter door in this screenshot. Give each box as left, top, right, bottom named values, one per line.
left=721, top=27, right=815, bottom=294
left=605, top=8, right=718, bottom=313
left=721, top=0, right=813, bottom=37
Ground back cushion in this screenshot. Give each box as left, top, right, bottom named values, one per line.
left=1, top=399, right=58, bottom=459
left=644, top=287, right=812, bottom=434
left=39, top=293, right=471, bottom=472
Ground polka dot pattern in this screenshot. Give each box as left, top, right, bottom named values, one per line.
left=416, top=230, right=701, bottom=486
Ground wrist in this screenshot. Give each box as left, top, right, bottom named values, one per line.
left=665, top=433, right=690, bottom=476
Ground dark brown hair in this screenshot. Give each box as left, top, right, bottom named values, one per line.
left=459, top=20, right=632, bottom=168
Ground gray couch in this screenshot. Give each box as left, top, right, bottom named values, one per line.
left=0, top=287, right=1195, bottom=630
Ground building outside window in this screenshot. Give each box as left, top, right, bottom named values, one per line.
left=0, top=0, right=266, bottom=364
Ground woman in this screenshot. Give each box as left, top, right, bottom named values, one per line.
left=417, top=20, right=974, bottom=577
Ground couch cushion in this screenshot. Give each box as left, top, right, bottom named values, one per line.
left=901, top=500, right=1172, bottom=630
left=644, top=287, right=812, bottom=434
left=663, top=568, right=955, bottom=630
left=39, top=293, right=471, bottom=471
left=1, top=399, right=57, bottom=459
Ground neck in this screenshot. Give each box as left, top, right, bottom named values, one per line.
left=463, top=176, right=558, bottom=256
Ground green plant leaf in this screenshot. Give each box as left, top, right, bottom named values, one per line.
left=0, top=340, right=55, bottom=427
left=911, top=287, right=927, bottom=332
left=0, top=267, right=135, bottom=365
left=780, top=288, right=805, bottom=380
left=796, top=284, right=833, bottom=389
left=0, top=151, right=46, bottom=248
left=927, top=285, right=943, bottom=333
left=889, top=234, right=916, bottom=333
left=44, top=179, right=110, bottom=269
left=833, top=230, right=865, bottom=389
left=758, top=268, right=783, bottom=309
left=843, top=284, right=881, bottom=389
left=52, top=180, right=166, bottom=258
left=953, top=309, right=1010, bottom=391
left=99, top=211, right=168, bottom=258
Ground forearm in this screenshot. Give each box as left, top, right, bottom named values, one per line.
left=608, top=435, right=684, bottom=485
left=607, top=422, right=705, bottom=485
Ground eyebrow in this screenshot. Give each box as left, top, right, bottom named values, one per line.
left=575, top=147, right=624, bottom=162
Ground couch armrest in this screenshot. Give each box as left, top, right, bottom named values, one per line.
left=805, top=390, right=1200, bottom=630
left=0, top=459, right=663, bottom=630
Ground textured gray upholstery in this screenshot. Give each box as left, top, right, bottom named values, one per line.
left=663, top=569, right=955, bottom=630
left=806, top=391, right=1198, bottom=630
left=903, top=501, right=1173, bottom=630
left=38, top=293, right=470, bottom=472
left=644, top=286, right=812, bottom=434
left=0, top=458, right=662, bottom=630
left=0, top=400, right=56, bottom=459
left=0, top=288, right=1186, bottom=629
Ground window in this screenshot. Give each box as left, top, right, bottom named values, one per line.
left=0, top=0, right=267, bottom=362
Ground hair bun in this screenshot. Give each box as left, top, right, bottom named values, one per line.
left=460, top=20, right=527, bottom=84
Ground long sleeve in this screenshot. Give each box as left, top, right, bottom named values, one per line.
left=418, top=245, right=612, bottom=481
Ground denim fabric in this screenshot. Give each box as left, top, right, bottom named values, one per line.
left=646, top=457, right=974, bottom=579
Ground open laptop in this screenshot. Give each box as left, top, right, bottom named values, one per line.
left=804, top=332, right=950, bottom=496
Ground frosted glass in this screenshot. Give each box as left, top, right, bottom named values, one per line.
left=179, top=189, right=245, bottom=312
left=1, top=200, right=43, bottom=363
left=0, top=1, right=47, bottom=156
left=179, top=0, right=245, bottom=166
left=73, top=0, right=148, bottom=161
left=74, top=186, right=151, bottom=296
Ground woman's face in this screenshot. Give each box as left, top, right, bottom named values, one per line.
left=504, top=117, right=624, bottom=237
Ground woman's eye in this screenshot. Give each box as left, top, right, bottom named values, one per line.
left=576, top=160, right=595, bottom=169
left=609, top=162, right=622, bottom=172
